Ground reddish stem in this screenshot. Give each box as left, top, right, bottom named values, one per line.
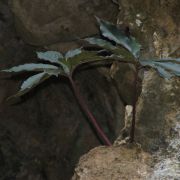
left=130, top=64, right=139, bottom=143
left=69, top=76, right=112, bottom=146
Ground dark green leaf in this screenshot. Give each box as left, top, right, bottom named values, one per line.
left=112, top=47, right=135, bottom=62
left=65, top=48, right=82, bottom=59
left=156, top=57, right=180, bottom=63
left=44, top=69, right=61, bottom=77
left=96, top=17, right=141, bottom=58
left=20, top=72, right=47, bottom=91
left=66, top=51, right=104, bottom=71
left=58, top=60, right=70, bottom=74
left=2, top=63, right=58, bottom=73
left=85, top=37, right=116, bottom=50
left=37, top=51, right=64, bottom=64
left=139, top=59, right=180, bottom=79
left=156, top=66, right=173, bottom=79
left=155, top=62, right=180, bottom=76
left=7, top=72, right=51, bottom=100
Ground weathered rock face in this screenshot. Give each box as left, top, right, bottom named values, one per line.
left=115, top=0, right=180, bottom=151
left=72, top=0, right=180, bottom=179
left=117, top=0, right=180, bottom=57
left=110, top=0, right=180, bottom=151
left=135, top=70, right=180, bottom=151
left=72, top=145, right=152, bottom=180
left=10, top=0, right=118, bottom=45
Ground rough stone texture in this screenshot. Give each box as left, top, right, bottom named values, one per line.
left=111, top=0, right=180, bottom=151
left=72, top=72, right=180, bottom=180
left=72, top=0, right=180, bottom=179
left=72, top=145, right=152, bottom=180
left=10, top=0, right=118, bottom=45
left=109, top=62, right=142, bottom=105
left=116, top=0, right=180, bottom=57
left=135, top=70, right=180, bottom=151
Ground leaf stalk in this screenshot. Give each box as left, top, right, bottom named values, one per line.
left=69, top=76, right=112, bottom=146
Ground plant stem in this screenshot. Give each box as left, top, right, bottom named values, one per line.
left=130, top=64, right=139, bottom=143
left=69, top=76, right=112, bottom=146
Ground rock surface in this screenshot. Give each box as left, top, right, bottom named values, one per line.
left=110, top=0, right=180, bottom=151
left=135, top=70, right=180, bottom=151
left=72, top=1, right=180, bottom=179
left=116, top=0, right=180, bottom=57
left=72, top=70, right=180, bottom=180
left=72, top=145, right=152, bottom=180
left=10, top=0, right=118, bottom=45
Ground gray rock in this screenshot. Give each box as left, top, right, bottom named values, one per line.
left=136, top=70, right=180, bottom=151
left=72, top=145, right=152, bottom=180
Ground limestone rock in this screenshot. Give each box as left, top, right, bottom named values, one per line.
left=135, top=69, right=180, bottom=151
left=72, top=145, right=152, bottom=180
left=10, top=0, right=118, bottom=45
left=116, top=0, right=180, bottom=57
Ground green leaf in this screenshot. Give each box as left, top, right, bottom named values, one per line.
left=139, top=59, right=180, bottom=79
left=112, top=47, right=135, bottom=61
left=156, top=57, right=180, bottom=63
left=66, top=51, right=104, bottom=71
left=7, top=72, right=51, bottom=100
left=85, top=37, right=116, bottom=50
left=36, top=51, right=72, bottom=74
left=155, top=62, right=180, bottom=76
left=96, top=17, right=141, bottom=58
left=58, top=60, right=70, bottom=74
left=2, top=63, right=58, bottom=73
left=44, top=69, right=61, bottom=77
left=65, top=48, right=82, bottom=59
left=156, top=66, right=173, bottom=79
left=37, top=51, right=64, bottom=64
left=20, top=72, right=47, bottom=91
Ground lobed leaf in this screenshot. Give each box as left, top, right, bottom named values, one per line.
left=85, top=37, right=135, bottom=63
left=139, top=59, right=180, bottom=79
left=2, top=63, right=58, bottom=73
left=37, top=51, right=64, bottom=64
left=96, top=17, right=141, bottom=58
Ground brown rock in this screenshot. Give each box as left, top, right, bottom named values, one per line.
left=10, top=0, right=118, bottom=45
left=72, top=145, right=152, bottom=180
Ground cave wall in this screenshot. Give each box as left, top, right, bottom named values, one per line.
left=0, top=1, right=125, bottom=180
